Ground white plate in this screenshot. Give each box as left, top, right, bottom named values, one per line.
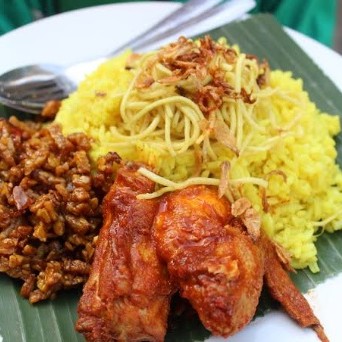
left=0, top=2, right=341, bottom=342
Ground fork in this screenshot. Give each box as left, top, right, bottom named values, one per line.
left=0, top=0, right=255, bottom=114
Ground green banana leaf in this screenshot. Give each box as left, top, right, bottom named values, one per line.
left=1, top=13, right=342, bottom=342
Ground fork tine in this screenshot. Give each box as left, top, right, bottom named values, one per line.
left=7, top=85, right=67, bottom=102
left=3, top=83, right=56, bottom=99
left=0, top=97, right=42, bottom=114
left=1, top=77, right=74, bottom=102
left=0, top=79, right=58, bottom=93
left=27, top=89, right=67, bottom=102
left=2, top=77, right=74, bottom=91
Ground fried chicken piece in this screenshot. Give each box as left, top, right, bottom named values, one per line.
left=76, top=163, right=173, bottom=342
left=153, top=185, right=264, bottom=337
left=262, top=235, right=329, bottom=342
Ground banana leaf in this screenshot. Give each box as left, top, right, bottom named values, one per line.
left=1, top=13, right=342, bottom=342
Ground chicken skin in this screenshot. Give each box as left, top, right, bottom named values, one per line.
left=152, top=185, right=328, bottom=341
left=76, top=163, right=173, bottom=342
left=152, top=185, right=264, bottom=337
left=77, top=171, right=327, bottom=342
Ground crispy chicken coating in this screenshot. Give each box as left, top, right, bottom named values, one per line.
left=77, top=173, right=327, bottom=341
left=76, top=163, right=172, bottom=342
left=152, top=185, right=264, bottom=337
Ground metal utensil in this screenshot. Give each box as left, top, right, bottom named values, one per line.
left=0, top=0, right=255, bottom=114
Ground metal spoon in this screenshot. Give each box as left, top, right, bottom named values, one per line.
left=0, top=0, right=255, bottom=114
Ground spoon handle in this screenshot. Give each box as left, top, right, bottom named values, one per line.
left=132, top=0, right=251, bottom=52
left=108, top=0, right=223, bottom=57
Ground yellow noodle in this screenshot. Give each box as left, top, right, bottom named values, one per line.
left=137, top=167, right=267, bottom=199
left=234, top=53, right=245, bottom=93
left=109, top=115, right=160, bottom=141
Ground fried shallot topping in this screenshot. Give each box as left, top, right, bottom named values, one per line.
left=135, top=36, right=269, bottom=114
left=231, top=197, right=261, bottom=240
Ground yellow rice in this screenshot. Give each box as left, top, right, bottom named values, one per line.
left=55, top=43, right=342, bottom=272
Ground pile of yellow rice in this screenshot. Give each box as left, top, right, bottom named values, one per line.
left=55, top=37, right=342, bottom=272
